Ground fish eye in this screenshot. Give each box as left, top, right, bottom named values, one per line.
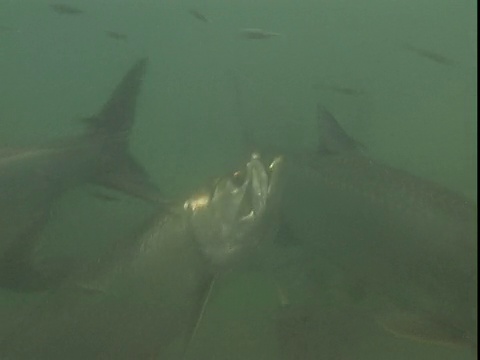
left=231, top=170, right=246, bottom=187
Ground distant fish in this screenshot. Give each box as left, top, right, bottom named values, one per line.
left=188, top=9, right=210, bottom=24
left=240, top=28, right=281, bottom=40
left=402, top=42, right=455, bottom=66
left=0, top=58, right=162, bottom=292
left=105, top=31, right=128, bottom=42
left=377, top=312, right=477, bottom=350
left=0, top=153, right=284, bottom=358
left=49, top=3, right=84, bottom=15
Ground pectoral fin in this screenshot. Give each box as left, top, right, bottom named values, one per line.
left=182, top=274, right=217, bottom=359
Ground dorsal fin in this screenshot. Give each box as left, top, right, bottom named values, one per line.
left=85, top=58, right=148, bottom=136
left=316, top=104, right=364, bottom=155
left=82, top=58, right=164, bottom=204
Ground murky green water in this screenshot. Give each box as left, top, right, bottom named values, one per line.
left=0, top=0, right=476, bottom=359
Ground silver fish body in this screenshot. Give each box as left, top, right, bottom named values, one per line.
left=0, top=153, right=283, bottom=359
left=282, top=105, right=477, bottom=348
left=0, top=59, right=161, bottom=292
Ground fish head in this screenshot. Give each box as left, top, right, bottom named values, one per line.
left=184, top=153, right=284, bottom=268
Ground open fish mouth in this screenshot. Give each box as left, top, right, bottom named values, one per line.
left=184, top=153, right=283, bottom=267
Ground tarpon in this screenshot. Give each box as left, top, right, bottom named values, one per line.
left=49, top=3, right=84, bottom=15
left=231, top=77, right=477, bottom=353
left=105, top=31, right=128, bottom=42
left=240, top=28, right=281, bottom=40
left=0, top=58, right=161, bottom=292
left=0, top=153, right=284, bottom=359
left=401, top=42, right=456, bottom=66
left=280, top=104, right=477, bottom=352
left=188, top=9, right=210, bottom=24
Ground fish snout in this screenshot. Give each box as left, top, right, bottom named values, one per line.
left=184, top=153, right=283, bottom=267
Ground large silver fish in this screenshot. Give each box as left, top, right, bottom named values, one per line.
left=0, top=58, right=161, bottom=292
left=231, top=73, right=477, bottom=353
left=0, top=153, right=283, bottom=359
left=280, top=105, right=477, bottom=352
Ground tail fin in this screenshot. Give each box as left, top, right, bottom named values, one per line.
left=84, top=58, right=163, bottom=203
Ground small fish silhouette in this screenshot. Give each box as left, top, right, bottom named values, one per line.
left=49, top=3, right=84, bottom=15
left=240, top=28, right=281, bottom=40
left=402, top=42, right=455, bottom=66
left=106, top=31, right=128, bottom=42
left=188, top=9, right=210, bottom=24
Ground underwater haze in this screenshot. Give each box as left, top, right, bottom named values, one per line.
left=0, top=0, right=477, bottom=359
